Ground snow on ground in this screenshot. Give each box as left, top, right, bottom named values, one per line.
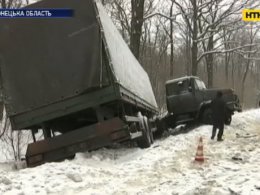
left=0, top=109, right=260, bottom=195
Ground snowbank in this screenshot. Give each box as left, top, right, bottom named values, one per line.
left=0, top=109, right=259, bottom=195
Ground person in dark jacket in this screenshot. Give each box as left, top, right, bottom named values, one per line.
left=211, top=91, right=226, bottom=141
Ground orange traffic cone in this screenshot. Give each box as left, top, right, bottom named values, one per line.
left=194, top=137, right=204, bottom=162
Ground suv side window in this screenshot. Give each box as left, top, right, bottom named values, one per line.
left=166, top=79, right=189, bottom=95
left=195, top=79, right=206, bottom=90
left=194, top=80, right=199, bottom=90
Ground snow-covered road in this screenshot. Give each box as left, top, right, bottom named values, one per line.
left=0, top=109, right=260, bottom=195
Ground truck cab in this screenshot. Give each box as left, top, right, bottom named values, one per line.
left=165, top=76, right=241, bottom=127
left=166, top=76, right=207, bottom=115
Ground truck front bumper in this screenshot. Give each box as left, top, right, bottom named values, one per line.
left=226, top=102, right=242, bottom=113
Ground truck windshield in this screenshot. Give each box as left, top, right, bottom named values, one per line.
left=195, top=79, right=206, bottom=90
left=166, top=80, right=189, bottom=95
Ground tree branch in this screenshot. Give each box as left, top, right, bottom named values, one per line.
left=197, top=43, right=259, bottom=63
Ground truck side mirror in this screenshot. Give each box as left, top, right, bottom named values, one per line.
left=188, top=86, right=192, bottom=92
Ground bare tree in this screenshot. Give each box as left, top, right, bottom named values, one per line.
left=169, top=0, right=174, bottom=77
left=172, top=0, right=260, bottom=87
left=172, top=0, right=200, bottom=75
left=240, top=26, right=260, bottom=104
left=0, top=0, right=24, bottom=8
left=102, top=0, right=260, bottom=108
left=0, top=0, right=31, bottom=160
left=130, top=0, right=145, bottom=60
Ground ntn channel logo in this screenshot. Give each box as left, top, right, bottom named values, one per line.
left=242, top=9, right=260, bottom=22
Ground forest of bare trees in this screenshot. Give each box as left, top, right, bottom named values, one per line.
left=103, top=0, right=260, bottom=109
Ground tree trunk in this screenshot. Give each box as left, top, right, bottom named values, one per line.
left=191, top=0, right=198, bottom=76
left=231, top=54, right=235, bottom=89
left=257, top=62, right=260, bottom=90
left=241, top=58, right=251, bottom=104
left=169, top=1, right=174, bottom=77
left=130, top=0, right=145, bottom=60
left=191, top=41, right=198, bottom=76
left=185, top=30, right=191, bottom=75
left=206, top=34, right=214, bottom=87
left=225, top=54, right=229, bottom=82
left=223, top=30, right=230, bottom=82
left=1, top=0, right=6, bottom=8
left=241, top=26, right=254, bottom=105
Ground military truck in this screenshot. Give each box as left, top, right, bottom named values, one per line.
left=0, top=0, right=158, bottom=167
left=156, top=76, right=241, bottom=135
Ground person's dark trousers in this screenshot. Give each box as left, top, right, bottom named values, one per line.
left=211, top=123, right=224, bottom=140
left=211, top=125, right=217, bottom=140
left=217, top=123, right=224, bottom=140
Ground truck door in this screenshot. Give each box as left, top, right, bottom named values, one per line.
left=166, top=78, right=196, bottom=114
left=193, top=78, right=206, bottom=110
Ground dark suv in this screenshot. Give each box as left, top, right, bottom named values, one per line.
left=163, top=76, right=241, bottom=128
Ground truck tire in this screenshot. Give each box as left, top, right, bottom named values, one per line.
left=202, top=108, right=213, bottom=124
left=66, top=154, right=76, bottom=160
left=154, top=118, right=166, bottom=138
left=137, top=115, right=151, bottom=149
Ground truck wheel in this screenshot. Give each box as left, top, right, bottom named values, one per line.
left=202, top=108, right=213, bottom=124
left=137, top=116, right=151, bottom=149
left=154, top=118, right=166, bottom=138
left=66, top=154, right=76, bottom=160
left=225, top=115, right=232, bottom=125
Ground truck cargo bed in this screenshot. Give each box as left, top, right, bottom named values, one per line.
left=0, top=0, right=158, bottom=131
left=0, top=0, right=158, bottom=166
